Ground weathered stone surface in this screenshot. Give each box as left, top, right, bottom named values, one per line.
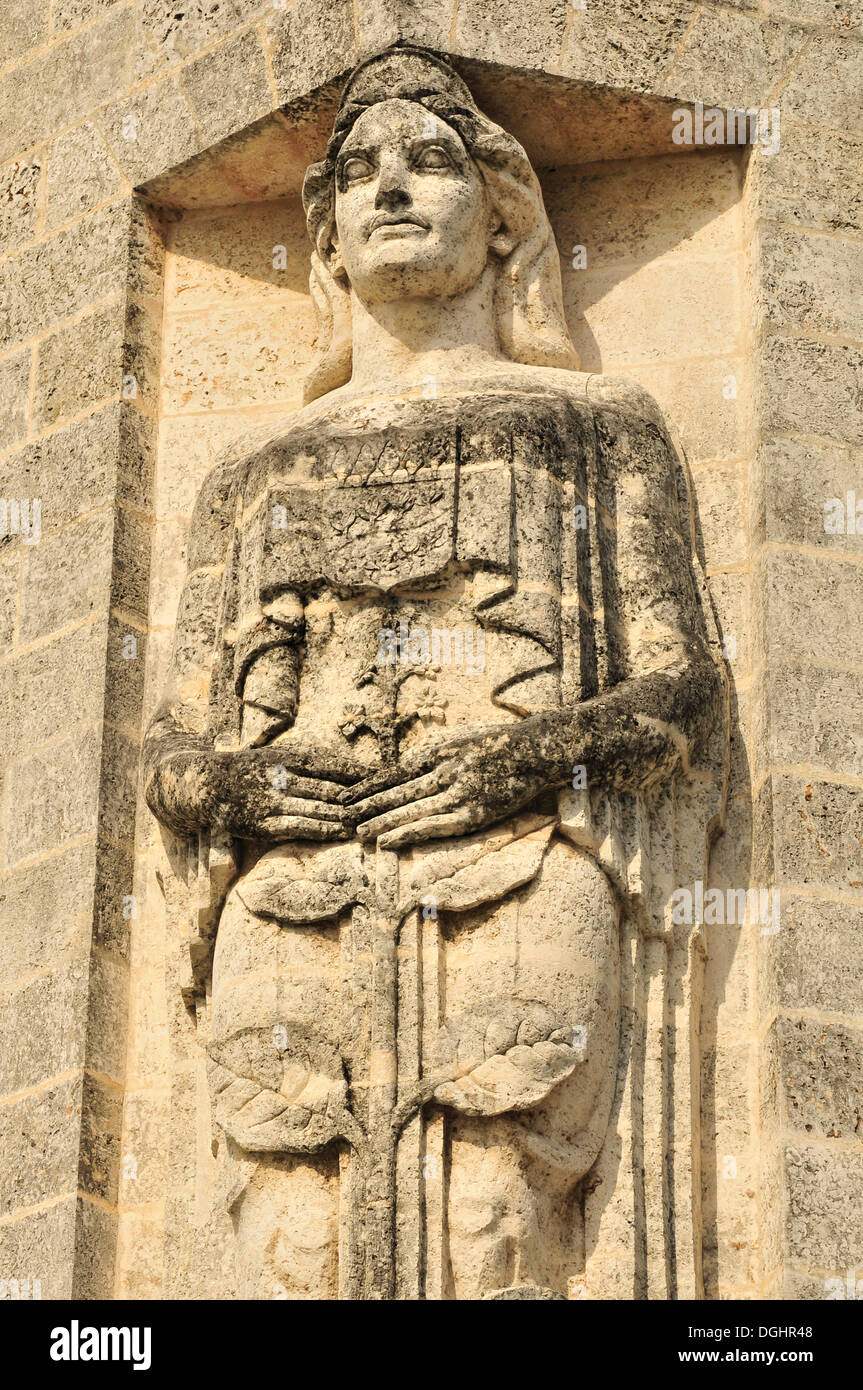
left=560, top=0, right=692, bottom=94
left=770, top=772, right=863, bottom=894
left=779, top=892, right=863, bottom=1016
left=98, top=80, right=202, bottom=187
left=778, top=1017, right=863, bottom=1140
left=761, top=336, right=863, bottom=445
left=0, top=156, right=42, bottom=256
left=753, top=436, right=863, bottom=554
left=786, top=1146, right=863, bottom=1270
left=767, top=659, right=863, bottom=778
left=18, top=511, right=113, bottom=645
left=0, top=348, right=30, bottom=451
left=752, top=122, right=863, bottom=235
left=44, top=121, right=127, bottom=231
left=266, top=0, right=357, bottom=104
left=0, top=202, right=129, bottom=353
left=0, top=840, right=96, bottom=987
left=0, top=8, right=134, bottom=165
left=4, top=725, right=102, bottom=867
left=181, top=28, right=274, bottom=147
left=782, top=34, right=863, bottom=133
left=0, top=0, right=50, bottom=69
left=661, top=8, right=804, bottom=107
left=34, top=298, right=124, bottom=429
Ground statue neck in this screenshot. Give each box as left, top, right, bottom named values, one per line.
left=348, top=265, right=505, bottom=390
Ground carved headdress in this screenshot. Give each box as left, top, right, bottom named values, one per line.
left=301, top=43, right=579, bottom=401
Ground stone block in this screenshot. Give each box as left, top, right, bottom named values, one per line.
left=754, top=223, right=863, bottom=342
left=0, top=348, right=30, bottom=451
left=44, top=121, right=127, bottom=232
left=0, top=1195, right=76, bottom=1299
left=778, top=1016, right=863, bottom=1140
left=0, top=157, right=41, bottom=257
left=18, top=510, right=113, bottom=644
left=34, top=299, right=125, bottom=429
left=0, top=964, right=89, bottom=1095
left=782, top=34, right=863, bottom=134
left=4, top=725, right=102, bottom=868
left=455, top=0, right=569, bottom=71
left=71, top=1194, right=116, bottom=1298
left=136, top=0, right=266, bottom=79
left=751, top=121, right=863, bottom=236
left=764, top=549, right=863, bottom=667
left=754, top=436, right=863, bottom=554
left=786, top=1145, right=863, bottom=1268
left=660, top=8, right=804, bottom=108
left=0, top=0, right=50, bottom=68
left=119, top=1089, right=171, bottom=1206
left=768, top=658, right=863, bottom=779
left=0, top=1074, right=83, bottom=1215
left=761, top=336, right=863, bottom=446
left=691, top=460, right=748, bottom=570
left=0, top=840, right=96, bottom=988
left=778, top=892, right=863, bottom=1016
left=771, top=772, right=863, bottom=894
left=181, top=28, right=273, bottom=147
left=0, top=202, right=129, bottom=353
left=161, top=300, right=315, bottom=412
left=9, top=616, right=108, bottom=749
left=0, top=8, right=134, bottom=166
left=267, top=0, right=357, bottom=105
left=559, top=0, right=692, bottom=94
left=6, top=404, right=123, bottom=534
left=98, top=79, right=202, bottom=188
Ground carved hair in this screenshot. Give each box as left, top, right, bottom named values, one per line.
left=301, top=44, right=579, bottom=402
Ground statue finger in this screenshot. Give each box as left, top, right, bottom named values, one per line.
left=377, top=808, right=478, bottom=850
left=256, top=815, right=351, bottom=841
left=348, top=763, right=457, bottom=818
left=260, top=770, right=356, bottom=802
left=272, top=796, right=349, bottom=820
left=357, top=787, right=462, bottom=841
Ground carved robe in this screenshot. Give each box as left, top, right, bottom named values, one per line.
left=148, top=376, right=724, bottom=1299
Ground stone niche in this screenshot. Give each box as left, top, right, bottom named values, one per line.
left=117, top=60, right=758, bottom=1299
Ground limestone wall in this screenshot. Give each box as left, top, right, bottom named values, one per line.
left=0, top=0, right=860, bottom=1300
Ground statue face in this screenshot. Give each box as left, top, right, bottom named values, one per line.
left=331, top=98, right=492, bottom=305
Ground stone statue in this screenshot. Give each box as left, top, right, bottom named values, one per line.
left=143, top=44, right=727, bottom=1300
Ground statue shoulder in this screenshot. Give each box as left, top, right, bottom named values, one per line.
left=582, top=372, right=670, bottom=436
left=516, top=363, right=673, bottom=440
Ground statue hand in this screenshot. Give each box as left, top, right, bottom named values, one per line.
left=348, top=715, right=567, bottom=850
left=146, top=744, right=361, bottom=842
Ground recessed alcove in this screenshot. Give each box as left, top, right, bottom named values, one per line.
left=115, top=64, right=756, bottom=1298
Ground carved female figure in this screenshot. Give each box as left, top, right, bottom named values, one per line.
left=144, top=45, right=723, bottom=1300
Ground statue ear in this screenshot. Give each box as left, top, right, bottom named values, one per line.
left=324, top=230, right=346, bottom=278
left=488, top=215, right=517, bottom=259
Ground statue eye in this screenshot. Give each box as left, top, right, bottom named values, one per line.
left=415, top=145, right=452, bottom=171
left=341, top=156, right=374, bottom=182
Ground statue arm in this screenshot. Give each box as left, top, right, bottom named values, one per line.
left=142, top=458, right=244, bottom=836
left=559, top=383, right=723, bottom=791
left=143, top=457, right=361, bottom=842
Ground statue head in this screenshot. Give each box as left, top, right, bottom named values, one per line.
left=301, top=44, right=579, bottom=401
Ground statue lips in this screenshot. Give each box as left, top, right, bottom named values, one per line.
left=367, top=211, right=429, bottom=239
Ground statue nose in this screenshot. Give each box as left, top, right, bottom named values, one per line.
left=375, top=156, right=411, bottom=208
left=375, top=182, right=411, bottom=210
